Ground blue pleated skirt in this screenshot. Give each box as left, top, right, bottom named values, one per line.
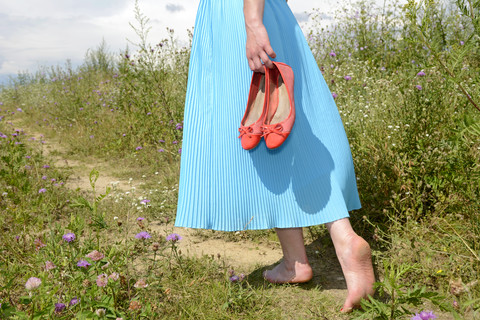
left=174, top=0, right=361, bottom=231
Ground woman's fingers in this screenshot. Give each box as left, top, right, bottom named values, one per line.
left=260, top=51, right=274, bottom=69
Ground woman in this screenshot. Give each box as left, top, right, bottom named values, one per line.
left=175, top=0, right=375, bottom=312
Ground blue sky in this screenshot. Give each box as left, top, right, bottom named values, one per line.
left=0, top=0, right=384, bottom=85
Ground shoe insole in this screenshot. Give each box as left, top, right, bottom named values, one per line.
left=245, top=75, right=266, bottom=127
left=270, top=76, right=290, bottom=124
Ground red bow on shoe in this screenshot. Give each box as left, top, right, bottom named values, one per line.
left=238, top=126, right=254, bottom=138
left=262, top=124, right=289, bottom=138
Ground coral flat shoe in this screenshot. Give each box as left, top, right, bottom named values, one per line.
left=238, top=66, right=269, bottom=150
left=263, top=62, right=295, bottom=149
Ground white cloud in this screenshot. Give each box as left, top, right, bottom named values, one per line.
left=0, top=0, right=406, bottom=81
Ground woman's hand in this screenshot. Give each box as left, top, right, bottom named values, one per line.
left=244, top=0, right=276, bottom=73
left=245, top=22, right=276, bottom=72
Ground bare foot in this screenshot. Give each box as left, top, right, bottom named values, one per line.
left=263, top=260, right=313, bottom=284
left=337, top=235, right=375, bottom=313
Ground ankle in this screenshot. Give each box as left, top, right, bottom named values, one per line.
left=282, top=258, right=310, bottom=271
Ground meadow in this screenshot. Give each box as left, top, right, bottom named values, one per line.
left=0, top=0, right=479, bottom=318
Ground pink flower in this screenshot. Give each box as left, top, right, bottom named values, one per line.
left=96, top=274, right=108, bottom=287
left=25, top=277, right=42, bottom=290
left=86, top=250, right=105, bottom=261
left=134, top=279, right=148, bottom=288
left=45, top=261, right=56, bottom=271
left=109, top=272, right=120, bottom=281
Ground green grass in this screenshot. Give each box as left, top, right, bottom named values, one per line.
left=1, top=0, right=480, bottom=318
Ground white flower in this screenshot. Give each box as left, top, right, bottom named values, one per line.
left=95, top=308, right=106, bottom=317
left=25, top=277, right=42, bottom=290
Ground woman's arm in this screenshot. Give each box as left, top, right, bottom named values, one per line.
left=244, top=0, right=276, bottom=72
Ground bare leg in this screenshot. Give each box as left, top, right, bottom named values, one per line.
left=326, top=218, right=375, bottom=312
left=263, top=227, right=313, bottom=283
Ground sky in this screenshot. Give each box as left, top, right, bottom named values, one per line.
left=0, top=0, right=387, bottom=85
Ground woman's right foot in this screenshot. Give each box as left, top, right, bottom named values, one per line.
left=263, top=260, right=313, bottom=284
left=337, top=235, right=375, bottom=313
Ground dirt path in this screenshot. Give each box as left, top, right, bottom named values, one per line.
left=11, top=117, right=355, bottom=318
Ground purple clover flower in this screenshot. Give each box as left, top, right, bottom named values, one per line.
left=137, top=217, right=145, bottom=221
left=39, top=188, right=47, bottom=193
left=172, top=140, right=178, bottom=144
left=43, top=165, right=50, bottom=169
left=158, top=149, right=165, bottom=152
left=62, top=233, right=76, bottom=242
left=332, top=92, right=338, bottom=99
left=417, top=71, right=426, bottom=77
left=140, top=199, right=150, bottom=204
left=69, top=297, right=79, bottom=306
left=344, top=75, right=352, bottom=81
left=135, top=231, right=152, bottom=239
left=135, top=146, right=143, bottom=150
left=411, top=311, right=437, bottom=320
left=460, top=40, right=464, bottom=45
left=55, top=303, right=66, bottom=313
left=166, top=233, right=182, bottom=242
left=159, top=139, right=165, bottom=143
left=329, top=51, right=336, bottom=57
left=76, top=260, right=91, bottom=268
left=178, top=148, right=182, bottom=154
left=415, top=85, right=423, bottom=90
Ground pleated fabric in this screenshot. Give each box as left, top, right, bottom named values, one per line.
left=174, top=0, right=361, bottom=231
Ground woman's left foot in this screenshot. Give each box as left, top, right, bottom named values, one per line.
left=263, top=260, right=313, bottom=284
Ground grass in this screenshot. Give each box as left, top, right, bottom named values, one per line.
left=1, top=0, right=480, bottom=318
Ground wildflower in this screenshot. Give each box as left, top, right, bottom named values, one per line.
left=344, top=75, right=352, bottom=81
left=159, top=139, right=165, bottom=143
left=134, top=279, right=148, bottom=288
left=62, top=233, right=76, bottom=242
left=332, top=92, right=338, bottom=99
left=95, top=308, right=106, bottom=317
left=417, top=71, right=426, bottom=77
left=42, top=175, right=47, bottom=180
left=137, top=217, right=145, bottom=221
left=135, top=146, right=143, bottom=150
left=460, top=40, right=464, bottom=45
left=129, top=300, right=142, bottom=310
left=140, top=199, right=150, bottom=204
left=178, top=148, right=182, bottom=154
left=96, top=274, right=108, bottom=287
left=34, top=238, right=46, bottom=250
left=109, top=272, right=119, bottom=281
left=158, top=149, right=165, bottom=152
left=38, top=188, right=47, bottom=193
left=166, top=233, right=182, bottom=242
left=152, top=242, right=160, bottom=252
left=43, top=165, right=50, bottom=169
left=415, top=85, right=423, bottom=90
left=69, top=297, right=79, bottom=306
left=411, top=311, right=437, bottom=320
left=175, top=123, right=183, bottom=130
left=229, top=275, right=240, bottom=282
left=86, top=250, right=105, bottom=261
left=45, top=261, right=56, bottom=271
left=25, top=277, right=42, bottom=290
left=77, top=260, right=91, bottom=268
left=55, top=303, right=66, bottom=313
left=89, top=135, right=94, bottom=139
left=172, top=140, right=178, bottom=144
left=329, top=51, right=336, bottom=57
left=135, top=231, right=151, bottom=239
